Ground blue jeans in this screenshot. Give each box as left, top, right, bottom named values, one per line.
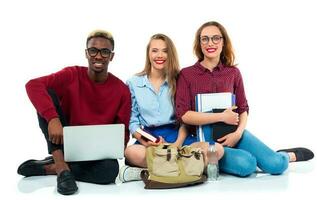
left=219, top=130, right=289, bottom=177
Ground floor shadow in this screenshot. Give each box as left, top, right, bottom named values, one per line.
left=17, top=176, right=56, bottom=193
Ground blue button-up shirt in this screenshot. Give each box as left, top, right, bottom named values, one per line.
left=126, top=75, right=176, bottom=135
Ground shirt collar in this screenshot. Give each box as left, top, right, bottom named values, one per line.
left=135, top=75, right=147, bottom=87
left=137, top=74, right=168, bottom=87
left=194, top=61, right=225, bottom=74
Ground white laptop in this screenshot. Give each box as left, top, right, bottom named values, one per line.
left=63, top=124, right=124, bottom=162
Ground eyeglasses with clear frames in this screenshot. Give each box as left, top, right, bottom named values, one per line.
left=86, top=47, right=112, bottom=58
left=200, top=35, right=223, bottom=45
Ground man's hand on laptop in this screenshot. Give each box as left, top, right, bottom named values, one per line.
left=48, top=117, right=64, bottom=144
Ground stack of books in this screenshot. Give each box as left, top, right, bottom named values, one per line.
left=195, top=92, right=237, bottom=143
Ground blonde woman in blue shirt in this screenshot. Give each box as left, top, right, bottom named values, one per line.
left=118, top=34, right=224, bottom=182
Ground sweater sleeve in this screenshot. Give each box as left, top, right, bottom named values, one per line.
left=25, top=67, right=74, bottom=122
left=116, top=84, right=132, bottom=147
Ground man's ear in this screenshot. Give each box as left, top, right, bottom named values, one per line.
left=85, top=49, right=89, bottom=59
left=109, top=52, right=115, bottom=61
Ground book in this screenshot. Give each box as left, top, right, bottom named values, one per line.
left=195, top=93, right=237, bottom=143
left=196, top=92, right=236, bottom=112
left=136, top=128, right=160, bottom=143
left=208, top=109, right=238, bottom=141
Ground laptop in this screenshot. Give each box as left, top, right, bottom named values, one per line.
left=63, top=124, right=124, bottom=162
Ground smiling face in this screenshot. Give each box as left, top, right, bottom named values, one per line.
left=148, top=39, right=168, bottom=72
left=85, top=37, right=114, bottom=75
left=200, top=25, right=223, bottom=62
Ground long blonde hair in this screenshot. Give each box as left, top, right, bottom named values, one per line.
left=137, top=33, right=180, bottom=102
left=193, top=21, right=235, bottom=66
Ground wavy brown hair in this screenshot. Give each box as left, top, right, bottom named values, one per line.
left=193, top=21, right=235, bottom=66
left=137, top=33, right=180, bottom=103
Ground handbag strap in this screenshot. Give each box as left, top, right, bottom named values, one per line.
left=167, top=149, right=171, bottom=161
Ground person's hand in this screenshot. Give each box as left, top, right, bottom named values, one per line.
left=217, top=131, right=242, bottom=147
left=134, top=133, right=164, bottom=147
left=48, top=117, right=63, bottom=145
left=147, top=136, right=165, bottom=147
left=221, top=106, right=239, bottom=125
left=133, top=132, right=149, bottom=146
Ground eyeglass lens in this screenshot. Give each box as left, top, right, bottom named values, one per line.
left=87, top=47, right=112, bottom=58
left=200, top=35, right=223, bottom=44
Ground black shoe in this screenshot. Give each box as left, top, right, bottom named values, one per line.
left=57, top=170, right=78, bottom=195
left=277, top=147, right=314, bottom=162
left=17, top=156, right=54, bottom=177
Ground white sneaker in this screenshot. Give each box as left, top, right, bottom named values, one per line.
left=119, top=165, right=144, bottom=183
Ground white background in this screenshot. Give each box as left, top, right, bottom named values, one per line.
left=0, top=0, right=316, bottom=199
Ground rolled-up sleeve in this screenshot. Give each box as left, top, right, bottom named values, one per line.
left=234, top=69, right=249, bottom=114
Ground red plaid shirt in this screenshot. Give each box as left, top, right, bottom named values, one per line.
left=175, top=61, right=249, bottom=122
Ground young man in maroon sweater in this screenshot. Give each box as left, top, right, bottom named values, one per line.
left=17, top=30, right=131, bottom=195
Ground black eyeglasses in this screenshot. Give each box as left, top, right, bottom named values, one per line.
left=86, top=47, right=112, bottom=58
left=200, top=35, right=223, bottom=45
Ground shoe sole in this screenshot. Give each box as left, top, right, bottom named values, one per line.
left=58, top=187, right=78, bottom=195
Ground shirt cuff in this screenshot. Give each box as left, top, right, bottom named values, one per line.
left=237, top=107, right=249, bottom=115
left=41, top=107, right=59, bottom=122
left=176, top=109, right=187, bottom=123
left=129, top=124, right=141, bottom=136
